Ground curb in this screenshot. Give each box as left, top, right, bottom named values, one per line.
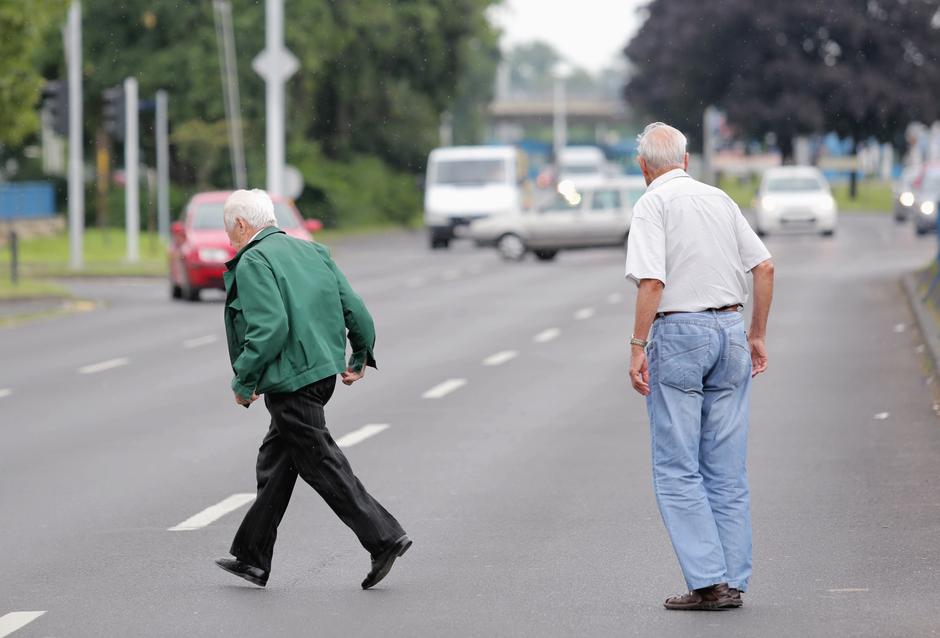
left=902, top=271, right=940, bottom=375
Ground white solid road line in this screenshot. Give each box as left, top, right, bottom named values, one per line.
left=607, top=293, right=622, bottom=304
left=336, top=424, right=390, bottom=448
left=0, top=389, right=11, bottom=399
left=183, top=334, right=219, bottom=349
left=78, top=357, right=130, bottom=375
left=483, top=350, right=519, bottom=366
left=168, top=493, right=256, bottom=531
left=574, top=307, right=595, bottom=320
left=533, top=328, right=561, bottom=343
left=0, top=611, right=46, bottom=638
left=422, top=378, right=467, bottom=399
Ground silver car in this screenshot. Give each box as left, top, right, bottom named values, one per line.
left=912, top=166, right=940, bottom=235
left=467, top=177, right=647, bottom=261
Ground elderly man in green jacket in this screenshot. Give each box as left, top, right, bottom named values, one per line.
left=214, top=189, right=410, bottom=590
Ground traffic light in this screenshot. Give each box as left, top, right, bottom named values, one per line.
left=102, top=84, right=125, bottom=142
left=42, top=80, right=69, bottom=136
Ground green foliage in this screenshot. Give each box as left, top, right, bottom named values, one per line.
left=0, top=0, right=68, bottom=146
left=625, top=0, right=940, bottom=154
left=292, top=143, right=421, bottom=229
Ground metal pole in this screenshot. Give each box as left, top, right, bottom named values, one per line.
left=124, top=77, right=140, bottom=263
left=10, top=229, right=18, bottom=285
left=253, top=0, right=298, bottom=196
left=155, top=90, right=170, bottom=240
left=214, top=0, right=247, bottom=188
left=552, top=74, right=567, bottom=176
left=67, top=1, right=84, bottom=271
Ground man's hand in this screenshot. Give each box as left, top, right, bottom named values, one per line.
left=749, top=337, right=768, bottom=377
left=235, top=392, right=259, bottom=407
left=341, top=366, right=366, bottom=386
left=629, top=346, right=650, bottom=396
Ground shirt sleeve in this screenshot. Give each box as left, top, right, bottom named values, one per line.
left=625, top=197, right=666, bottom=285
left=733, top=204, right=772, bottom=271
left=315, top=244, right=377, bottom=372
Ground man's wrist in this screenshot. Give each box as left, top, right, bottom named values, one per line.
left=629, top=336, right=648, bottom=348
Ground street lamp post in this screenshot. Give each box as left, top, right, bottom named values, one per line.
left=552, top=62, right=571, bottom=179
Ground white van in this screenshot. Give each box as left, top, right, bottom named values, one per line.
left=558, top=146, right=607, bottom=185
left=424, top=146, right=528, bottom=249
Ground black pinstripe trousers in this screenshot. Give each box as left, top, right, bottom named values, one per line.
left=230, top=375, right=405, bottom=573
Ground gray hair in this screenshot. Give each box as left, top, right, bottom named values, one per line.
left=637, top=122, right=687, bottom=172
left=223, top=189, right=277, bottom=232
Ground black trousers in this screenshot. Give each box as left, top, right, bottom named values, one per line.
left=230, top=375, right=405, bottom=573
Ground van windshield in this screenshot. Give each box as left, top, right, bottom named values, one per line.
left=433, top=159, right=509, bottom=186
left=562, top=163, right=601, bottom=175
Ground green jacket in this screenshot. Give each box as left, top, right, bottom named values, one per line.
left=223, top=226, right=376, bottom=401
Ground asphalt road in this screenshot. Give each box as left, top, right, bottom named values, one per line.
left=1, top=214, right=939, bottom=637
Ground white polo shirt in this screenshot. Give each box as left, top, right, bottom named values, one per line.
left=625, top=169, right=771, bottom=313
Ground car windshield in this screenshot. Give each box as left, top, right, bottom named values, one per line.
left=562, top=164, right=601, bottom=175
left=433, top=159, right=509, bottom=185
left=764, top=177, right=825, bottom=192
left=189, top=202, right=299, bottom=229
left=543, top=191, right=583, bottom=211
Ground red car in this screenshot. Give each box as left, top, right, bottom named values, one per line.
left=169, top=191, right=323, bottom=301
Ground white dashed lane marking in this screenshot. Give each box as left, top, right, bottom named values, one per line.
left=336, top=424, right=389, bottom=448
left=0, top=389, right=11, bottom=399
left=0, top=611, right=46, bottom=637
left=574, top=307, right=595, bottom=320
left=533, top=328, right=561, bottom=343
left=607, top=293, right=622, bottom=304
left=168, top=493, right=256, bottom=531
left=78, top=357, right=130, bottom=375
left=422, top=379, right=467, bottom=399
left=483, top=350, right=519, bottom=366
left=183, top=334, right=219, bottom=349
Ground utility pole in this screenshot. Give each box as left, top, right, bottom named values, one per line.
left=66, top=1, right=84, bottom=271
left=552, top=63, right=570, bottom=178
left=252, top=0, right=298, bottom=195
left=124, top=77, right=140, bottom=263
left=213, top=0, right=247, bottom=189
left=155, top=90, right=170, bottom=240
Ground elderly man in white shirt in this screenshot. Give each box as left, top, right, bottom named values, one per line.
left=625, top=122, right=774, bottom=611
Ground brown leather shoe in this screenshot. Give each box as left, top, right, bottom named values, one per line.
left=728, top=587, right=744, bottom=607
left=664, top=583, right=736, bottom=610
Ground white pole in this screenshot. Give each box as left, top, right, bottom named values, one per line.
left=155, top=90, right=170, bottom=240
left=67, top=1, right=83, bottom=271
left=553, top=74, right=567, bottom=174
left=253, top=0, right=298, bottom=195
left=214, top=0, right=247, bottom=189
left=124, top=77, right=139, bottom=263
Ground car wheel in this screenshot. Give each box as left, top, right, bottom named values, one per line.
left=429, top=237, right=450, bottom=250
left=181, top=273, right=200, bottom=302
left=916, top=225, right=929, bottom=236
left=756, top=227, right=768, bottom=238
left=533, top=249, right=558, bottom=262
left=171, top=282, right=182, bottom=300
left=623, top=232, right=630, bottom=253
left=497, top=233, right=527, bottom=261
left=820, top=229, right=835, bottom=237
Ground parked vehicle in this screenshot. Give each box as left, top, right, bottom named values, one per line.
left=754, top=166, right=837, bottom=237
left=893, top=164, right=921, bottom=222
left=911, top=165, right=940, bottom=235
left=467, top=177, right=646, bottom=261
left=423, top=146, right=529, bottom=250
left=557, top=146, right=608, bottom=185
left=168, top=191, right=322, bottom=301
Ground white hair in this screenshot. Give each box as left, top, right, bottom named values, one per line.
left=223, top=189, right=277, bottom=232
left=637, top=122, right=687, bottom=172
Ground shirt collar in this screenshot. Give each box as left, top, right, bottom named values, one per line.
left=647, top=168, right=691, bottom=191
left=225, top=225, right=283, bottom=270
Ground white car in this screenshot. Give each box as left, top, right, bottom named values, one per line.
left=467, top=177, right=646, bottom=261
left=754, top=166, right=837, bottom=237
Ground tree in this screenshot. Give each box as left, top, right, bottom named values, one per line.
left=624, top=0, right=940, bottom=171
left=0, top=0, right=68, bottom=146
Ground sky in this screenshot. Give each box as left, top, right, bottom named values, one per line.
left=488, top=0, right=649, bottom=73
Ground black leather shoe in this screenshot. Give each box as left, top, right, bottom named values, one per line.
left=215, top=557, right=268, bottom=587
left=361, top=535, right=412, bottom=590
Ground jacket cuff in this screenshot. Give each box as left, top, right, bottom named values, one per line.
left=231, top=377, right=256, bottom=401
left=348, top=348, right=378, bottom=372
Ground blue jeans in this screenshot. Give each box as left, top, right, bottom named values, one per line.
left=646, top=310, right=752, bottom=592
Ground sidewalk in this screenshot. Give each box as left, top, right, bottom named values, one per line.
left=902, top=262, right=940, bottom=373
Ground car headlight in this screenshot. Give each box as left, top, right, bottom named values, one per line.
left=197, top=248, right=229, bottom=263
left=820, top=197, right=835, bottom=212
left=761, top=198, right=776, bottom=212
left=900, top=192, right=915, bottom=207
left=921, top=201, right=936, bottom=216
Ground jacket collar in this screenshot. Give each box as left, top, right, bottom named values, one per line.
left=647, top=168, right=691, bottom=191
left=225, top=225, right=284, bottom=271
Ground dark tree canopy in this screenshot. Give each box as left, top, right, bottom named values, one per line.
left=624, top=0, right=940, bottom=155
